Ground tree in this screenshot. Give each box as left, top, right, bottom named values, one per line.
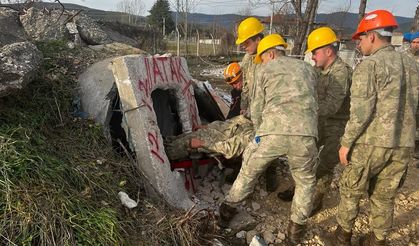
left=147, top=0, right=174, bottom=35
left=117, top=0, right=145, bottom=25
left=413, top=5, right=419, bottom=32
left=289, top=0, right=319, bottom=55
left=358, top=0, right=367, bottom=21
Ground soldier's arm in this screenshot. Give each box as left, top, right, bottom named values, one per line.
left=318, top=67, right=351, bottom=117
left=239, top=54, right=250, bottom=111
left=340, top=60, right=376, bottom=149
left=250, top=71, right=265, bottom=129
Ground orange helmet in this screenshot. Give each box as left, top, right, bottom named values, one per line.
left=352, top=9, right=398, bottom=40
left=224, top=62, right=242, bottom=84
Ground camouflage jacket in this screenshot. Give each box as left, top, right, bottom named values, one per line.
left=341, top=45, right=419, bottom=149
left=251, top=56, right=318, bottom=137
left=317, top=56, right=352, bottom=122
left=239, top=53, right=259, bottom=112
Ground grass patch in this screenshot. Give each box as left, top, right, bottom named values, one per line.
left=0, top=40, right=222, bottom=245
left=0, top=40, right=129, bottom=245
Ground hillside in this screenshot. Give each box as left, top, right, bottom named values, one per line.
left=2, top=2, right=413, bottom=33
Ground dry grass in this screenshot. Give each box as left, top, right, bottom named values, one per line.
left=0, top=40, right=223, bottom=245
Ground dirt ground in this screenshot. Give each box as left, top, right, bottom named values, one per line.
left=194, top=65, right=419, bottom=246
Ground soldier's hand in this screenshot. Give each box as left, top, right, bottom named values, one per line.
left=240, top=109, right=247, bottom=115
left=339, top=146, right=350, bottom=166
left=190, top=138, right=205, bottom=148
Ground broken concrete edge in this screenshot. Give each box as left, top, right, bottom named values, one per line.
left=111, top=55, right=200, bottom=210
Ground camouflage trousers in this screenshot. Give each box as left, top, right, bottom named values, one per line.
left=164, top=115, right=253, bottom=160
left=224, top=135, right=318, bottom=225
left=316, top=121, right=346, bottom=193
left=337, top=144, right=411, bottom=240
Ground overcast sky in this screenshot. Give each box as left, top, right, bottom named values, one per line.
left=61, top=0, right=417, bottom=18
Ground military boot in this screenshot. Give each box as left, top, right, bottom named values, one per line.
left=218, top=202, right=237, bottom=228
left=359, top=233, right=386, bottom=246
left=321, top=225, right=351, bottom=246
left=277, top=186, right=295, bottom=202
left=287, top=220, right=306, bottom=245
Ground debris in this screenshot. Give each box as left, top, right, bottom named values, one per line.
left=236, top=230, right=246, bottom=239
left=118, top=191, right=138, bottom=209
left=249, top=235, right=268, bottom=246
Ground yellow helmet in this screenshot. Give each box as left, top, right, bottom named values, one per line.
left=305, top=27, right=339, bottom=54
left=236, top=17, right=264, bottom=45
left=254, top=34, right=288, bottom=64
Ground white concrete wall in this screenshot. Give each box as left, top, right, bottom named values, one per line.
left=111, top=55, right=200, bottom=209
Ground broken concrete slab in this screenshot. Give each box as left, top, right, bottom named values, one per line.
left=229, top=210, right=257, bottom=232
left=78, top=58, right=115, bottom=126
left=111, top=55, right=201, bottom=209
left=0, top=42, right=42, bottom=97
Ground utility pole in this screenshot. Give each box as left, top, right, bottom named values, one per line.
left=184, top=0, right=189, bottom=55
left=162, top=17, right=166, bottom=37
left=269, top=0, right=274, bottom=34
left=176, top=0, right=180, bottom=56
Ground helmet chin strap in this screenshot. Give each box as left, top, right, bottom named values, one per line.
left=373, top=28, right=393, bottom=37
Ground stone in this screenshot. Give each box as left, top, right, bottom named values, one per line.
left=0, top=42, right=42, bottom=97
left=20, top=7, right=69, bottom=42
left=277, top=231, right=286, bottom=240
left=246, top=230, right=259, bottom=244
left=252, top=202, right=261, bottom=211
left=263, top=231, right=275, bottom=244
left=249, top=235, right=268, bottom=246
left=0, top=8, right=28, bottom=47
left=229, top=210, right=257, bottom=232
left=260, top=189, right=268, bottom=197
left=75, top=15, right=110, bottom=45
left=236, top=230, right=246, bottom=239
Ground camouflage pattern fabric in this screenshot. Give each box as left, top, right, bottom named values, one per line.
left=224, top=56, right=319, bottom=225
left=164, top=115, right=253, bottom=160
left=251, top=56, right=318, bottom=137
left=337, top=45, right=419, bottom=240
left=224, top=135, right=318, bottom=225
left=341, top=45, right=419, bottom=149
left=336, top=144, right=411, bottom=240
left=316, top=57, right=352, bottom=192
left=239, top=53, right=259, bottom=112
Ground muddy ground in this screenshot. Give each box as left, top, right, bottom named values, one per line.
left=193, top=63, right=418, bottom=246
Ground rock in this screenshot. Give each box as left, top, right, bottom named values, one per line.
left=246, top=230, right=259, bottom=244
left=229, top=210, right=257, bottom=232
left=236, top=230, right=246, bottom=239
left=249, top=235, right=268, bottom=246
left=0, top=8, right=28, bottom=47
left=0, top=42, right=42, bottom=97
left=252, top=202, right=261, bottom=211
left=263, top=231, right=275, bottom=244
left=260, top=189, right=268, bottom=197
left=75, top=15, right=110, bottom=45
left=277, top=231, right=286, bottom=240
left=20, top=7, right=69, bottom=42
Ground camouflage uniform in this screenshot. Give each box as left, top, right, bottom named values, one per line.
left=164, top=115, right=253, bottom=160
left=239, top=53, right=259, bottom=112
left=316, top=57, right=352, bottom=193
left=337, top=45, right=419, bottom=240
left=225, top=56, right=319, bottom=225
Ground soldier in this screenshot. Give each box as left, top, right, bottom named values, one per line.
left=219, top=34, right=318, bottom=245
left=403, top=32, right=419, bottom=63
left=325, top=10, right=419, bottom=246
left=224, top=62, right=243, bottom=119
left=236, top=17, right=278, bottom=191
left=235, top=17, right=264, bottom=115
left=305, top=27, right=352, bottom=215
